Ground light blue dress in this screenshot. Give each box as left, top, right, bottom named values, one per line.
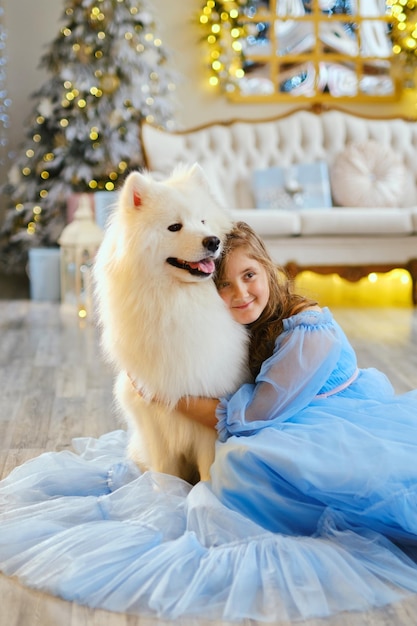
left=1, top=307, right=417, bottom=622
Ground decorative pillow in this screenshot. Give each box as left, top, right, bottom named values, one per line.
left=330, top=140, right=406, bottom=208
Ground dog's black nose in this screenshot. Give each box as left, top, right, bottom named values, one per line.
left=203, top=236, right=220, bottom=253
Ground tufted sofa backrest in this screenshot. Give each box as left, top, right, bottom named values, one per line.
left=141, top=109, right=417, bottom=209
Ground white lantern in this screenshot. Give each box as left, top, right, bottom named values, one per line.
left=58, top=194, right=103, bottom=319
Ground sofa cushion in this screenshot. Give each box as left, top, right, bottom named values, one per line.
left=300, top=208, right=414, bottom=236
left=330, top=140, right=407, bottom=208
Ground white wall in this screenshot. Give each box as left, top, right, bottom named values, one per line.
left=2, top=0, right=417, bottom=186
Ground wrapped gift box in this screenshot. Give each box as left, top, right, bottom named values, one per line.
left=252, top=161, right=332, bottom=210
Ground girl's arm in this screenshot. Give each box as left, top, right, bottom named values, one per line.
left=175, top=396, right=219, bottom=430
left=217, top=309, right=344, bottom=437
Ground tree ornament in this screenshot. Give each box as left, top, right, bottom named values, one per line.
left=100, top=73, right=120, bottom=94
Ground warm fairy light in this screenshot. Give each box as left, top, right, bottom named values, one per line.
left=197, top=0, right=248, bottom=92
left=390, top=0, right=417, bottom=68
left=296, top=270, right=412, bottom=308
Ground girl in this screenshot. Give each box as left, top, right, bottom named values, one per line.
left=178, top=221, right=417, bottom=539
left=2, top=222, right=417, bottom=622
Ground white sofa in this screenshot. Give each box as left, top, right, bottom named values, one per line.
left=141, top=108, right=417, bottom=305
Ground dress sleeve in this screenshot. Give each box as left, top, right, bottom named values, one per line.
left=216, top=309, right=342, bottom=441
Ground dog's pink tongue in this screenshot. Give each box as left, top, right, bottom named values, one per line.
left=190, top=259, right=215, bottom=274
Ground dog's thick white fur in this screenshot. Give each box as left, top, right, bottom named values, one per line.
left=94, top=164, right=249, bottom=483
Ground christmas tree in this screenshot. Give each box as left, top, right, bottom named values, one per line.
left=0, top=0, right=177, bottom=273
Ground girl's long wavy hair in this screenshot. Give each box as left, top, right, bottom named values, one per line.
left=214, top=221, right=318, bottom=378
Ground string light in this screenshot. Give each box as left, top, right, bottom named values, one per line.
left=197, top=0, right=250, bottom=93
left=389, top=0, right=417, bottom=78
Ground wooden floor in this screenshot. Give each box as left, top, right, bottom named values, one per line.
left=1, top=300, right=417, bottom=626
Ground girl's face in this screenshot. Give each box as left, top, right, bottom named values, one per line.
left=217, top=248, right=270, bottom=325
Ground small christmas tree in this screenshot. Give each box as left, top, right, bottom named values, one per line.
left=0, top=0, right=177, bottom=273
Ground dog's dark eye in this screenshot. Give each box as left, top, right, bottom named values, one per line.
left=168, top=223, right=182, bottom=232
left=201, top=220, right=206, bottom=225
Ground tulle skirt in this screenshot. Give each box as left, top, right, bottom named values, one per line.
left=1, top=429, right=417, bottom=622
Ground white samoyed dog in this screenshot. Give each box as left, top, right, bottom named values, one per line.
left=94, top=163, right=249, bottom=484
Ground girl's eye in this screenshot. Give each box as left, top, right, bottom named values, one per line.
left=245, top=272, right=255, bottom=280
left=218, top=282, right=230, bottom=290
left=168, top=223, right=182, bottom=232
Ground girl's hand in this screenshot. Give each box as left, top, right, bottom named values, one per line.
left=176, top=396, right=219, bottom=430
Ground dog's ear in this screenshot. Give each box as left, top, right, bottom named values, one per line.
left=122, top=171, right=151, bottom=210
left=188, top=162, right=210, bottom=188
